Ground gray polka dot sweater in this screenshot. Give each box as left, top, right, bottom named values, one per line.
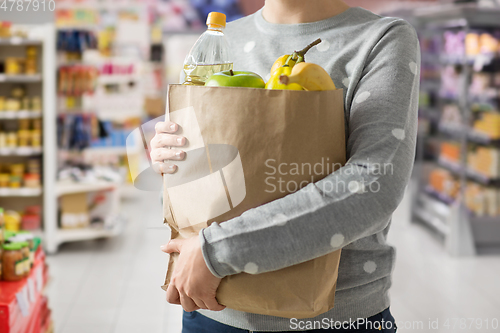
left=197, top=7, right=420, bottom=331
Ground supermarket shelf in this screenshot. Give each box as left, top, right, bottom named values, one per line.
left=468, top=131, right=500, bottom=147
left=0, top=110, right=42, bottom=119
left=0, top=37, right=42, bottom=45
left=84, top=146, right=127, bottom=155
left=0, top=74, right=42, bottom=82
left=56, top=221, right=123, bottom=243
left=413, top=208, right=450, bottom=236
left=424, top=185, right=455, bottom=206
left=413, top=191, right=451, bottom=236
left=56, top=181, right=118, bottom=197
left=438, top=123, right=500, bottom=147
left=414, top=3, right=500, bottom=28
left=97, top=109, right=143, bottom=121
left=98, top=74, right=138, bottom=84
left=57, top=61, right=87, bottom=67
left=0, top=147, right=42, bottom=156
left=0, top=187, right=42, bottom=197
left=418, top=107, right=440, bottom=123
left=437, top=157, right=500, bottom=186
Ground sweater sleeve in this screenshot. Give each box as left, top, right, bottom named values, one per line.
left=199, top=22, right=421, bottom=279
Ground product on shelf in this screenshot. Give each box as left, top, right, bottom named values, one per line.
left=472, top=112, right=500, bottom=139
left=440, top=142, right=461, bottom=163
left=440, top=66, right=460, bottom=98
left=465, top=182, right=500, bottom=217
left=0, top=208, right=4, bottom=280
left=58, top=65, right=98, bottom=96
left=0, top=227, right=41, bottom=279
left=465, top=31, right=500, bottom=57
left=56, top=29, right=98, bottom=62
left=0, top=118, right=44, bottom=149
left=0, top=21, right=12, bottom=38
left=0, top=160, right=41, bottom=189
left=1, top=242, right=24, bottom=281
left=0, top=85, right=42, bottom=112
left=469, top=72, right=499, bottom=99
left=443, top=30, right=466, bottom=61
left=444, top=30, right=500, bottom=61
left=2, top=46, right=39, bottom=75
left=428, top=168, right=460, bottom=200
left=467, top=146, right=500, bottom=179
left=21, top=205, right=42, bottom=230
left=4, top=210, right=21, bottom=231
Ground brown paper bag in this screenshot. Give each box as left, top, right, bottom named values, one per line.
left=162, top=84, right=345, bottom=319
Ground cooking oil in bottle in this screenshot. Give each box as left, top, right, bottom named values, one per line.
left=182, top=63, right=233, bottom=86
left=181, top=12, right=232, bottom=85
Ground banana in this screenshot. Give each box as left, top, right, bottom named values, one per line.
left=279, top=62, right=336, bottom=91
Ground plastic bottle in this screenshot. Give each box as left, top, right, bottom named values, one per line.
left=181, top=12, right=232, bottom=85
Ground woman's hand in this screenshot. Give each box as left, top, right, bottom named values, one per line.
left=150, top=121, right=186, bottom=174
left=162, top=237, right=226, bottom=312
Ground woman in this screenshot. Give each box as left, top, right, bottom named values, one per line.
left=150, top=0, right=419, bottom=332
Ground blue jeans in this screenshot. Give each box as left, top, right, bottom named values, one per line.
left=182, top=308, right=397, bottom=332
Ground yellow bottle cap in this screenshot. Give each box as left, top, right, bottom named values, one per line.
left=207, top=12, right=226, bottom=28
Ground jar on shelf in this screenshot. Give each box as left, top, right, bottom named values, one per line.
left=0, top=96, right=5, bottom=111
left=31, top=129, right=41, bottom=147
left=10, top=233, right=34, bottom=270
left=5, top=98, right=20, bottom=111
left=0, top=133, right=6, bottom=148
left=26, top=46, right=37, bottom=58
left=0, top=174, right=9, bottom=187
left=0, top=22, right=12, bottom=38
left=32, top=119, right=42, bottom=130
left=0, top=208, right=4, bottom=279
left=5, top=58, right=21, bottom=75
left=24, top=173, right=40, bottom=188
left=9, top=175, right=21, bottom=188
left=2, top=242, right=24, bottom=281
left=11, top=163, right=25, bottom=176
left=6, top=132, right=17, bottom=147
left=18, top=118, right=30, bottom=130
left=25, top=59, right=37, bottom=75
left=18, top=130, right=30, bottom=146
left=21, top=97, right=30, bottom=110
left=4, top=210, right=21, bottom=231
left=27, top=159, right=40, bottom=174
left=11, top=86, right=26, bottom=99
left=18, top=241, right=30, bottom=277
left=31, top=96, right=42, bottom=111
left=0, top=207, right=5, bottom=249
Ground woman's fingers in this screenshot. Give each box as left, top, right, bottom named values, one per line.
left=152, top=148, right=185, bottom=163
left=151, top=133, right=186, bottom=149
left=166, top=282, right=181, bottom=305
left=191, top=297, right=209, bottom=310
left=180, top=293, right=200, bottom=312
left=155, top=121, right=179, bottom=134
left=152, top=162, right=177, bottom=174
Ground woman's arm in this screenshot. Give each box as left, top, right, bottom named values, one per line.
left=200, top=21, right=421, bottom=278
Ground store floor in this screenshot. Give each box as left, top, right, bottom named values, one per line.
left=45, top=186, right=500, bottom=333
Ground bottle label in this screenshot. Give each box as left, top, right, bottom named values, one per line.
left=15, top=259, right=24, bottom=276
left=24, top=258, right=29, bottom=273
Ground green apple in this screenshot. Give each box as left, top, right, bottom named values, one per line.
left=205, top=70, right=265, bottom=88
